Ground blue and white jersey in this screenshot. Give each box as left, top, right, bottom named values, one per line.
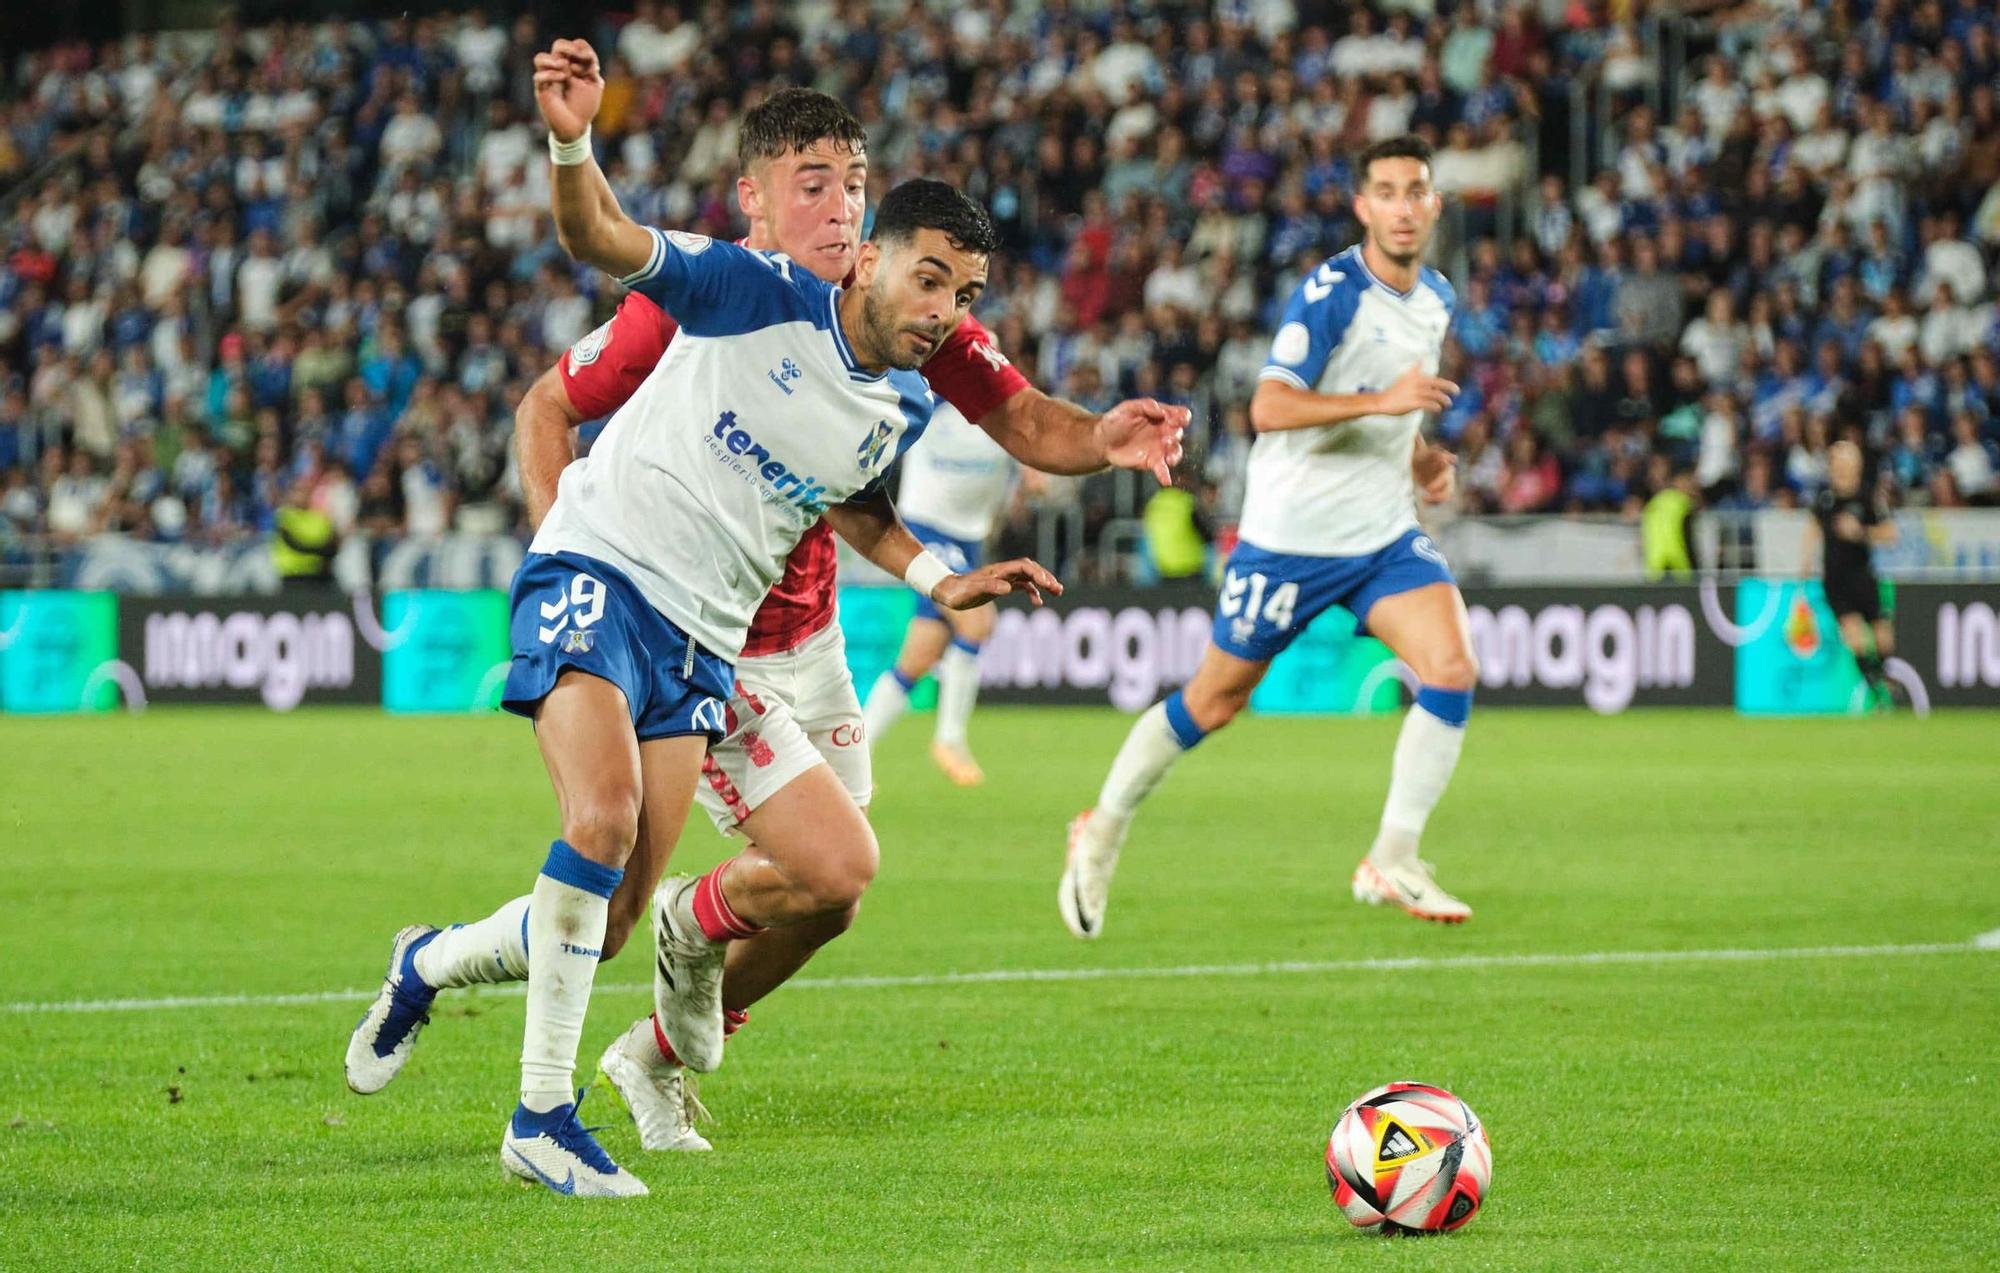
left=894, top=402, right=1014, bottom=542
left=532, top=228, right=935, bottom=660
left=1246, top=244, right=1455, bottom=556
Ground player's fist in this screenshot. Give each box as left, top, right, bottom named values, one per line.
left=1375, top=362, right=1458, bottom=418
left=1414, top=443, right=1457, bottom=504
left=534, top=39, right=604, bottom=142
left=933, top=558, right=1064, bottom=609
left=1097, top=397, right=1189, bottom=486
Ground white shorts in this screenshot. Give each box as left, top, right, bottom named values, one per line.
left=696, top=621, right=872, bottom=835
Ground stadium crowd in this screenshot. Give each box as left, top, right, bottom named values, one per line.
left=1, top=1, right=1998, bottom=579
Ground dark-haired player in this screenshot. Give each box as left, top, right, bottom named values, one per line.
left=1063, top=135, right=1481, bottom=935
left=346, top=54, right=1185, bottom=1182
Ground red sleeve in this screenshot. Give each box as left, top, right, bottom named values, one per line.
left=556, top=291, right=680, bottom=420
left=925, top=313, right=1030, bottom=423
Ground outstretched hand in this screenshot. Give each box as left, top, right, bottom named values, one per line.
left=932, top=557, right=1064, bottom=609
left=532, top=39, right=604, bottom=142
left=1096, top=398, right=1189, bottom=486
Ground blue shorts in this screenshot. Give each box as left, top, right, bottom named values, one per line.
left=1212, top=530, right=1455, bottom=662
left=502, top=551, right=733, bottom=742
left=906, top=518, right=984, bottom=622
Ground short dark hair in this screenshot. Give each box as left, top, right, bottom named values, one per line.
left=870, top=179, right=1000, bottom=257
left=1354, top=135, right=1434, bottom=184
left=737, top=88, right=868, bottom=171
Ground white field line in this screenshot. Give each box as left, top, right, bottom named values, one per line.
left=4, top=939, right=1993, bottom=1017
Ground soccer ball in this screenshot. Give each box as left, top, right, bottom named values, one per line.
left=1325, top=1081, right=1491, bottom=1234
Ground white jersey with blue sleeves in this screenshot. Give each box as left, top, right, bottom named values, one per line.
left=1243, top=244, right=1454, bottom=557
left=532, top=227, right=935, bottom=660
left=894, top=401, right=1014, bottom=542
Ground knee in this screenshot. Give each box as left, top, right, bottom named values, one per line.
left=1421, top=649, right=1480, bottom=692
left=795, top=829, right=878, bottom=915
left=956, top=605, right=996, bottom=643
left=561, top=792, right=640, bottom=863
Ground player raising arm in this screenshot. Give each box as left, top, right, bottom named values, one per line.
left=343, top=41, right=1055, bottom=1198
left=1061, top=135, right=1483, bottom=939
left=369, top=67, right=1185, bottom=1155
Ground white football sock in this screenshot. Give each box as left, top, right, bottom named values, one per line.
left=932, top=643, right=981, bottom=747
left=1373, top=704, right=1467, bottom=861
left=861, top=670, right=913, bottom=747
left=413, top=894, right=531, bottom=988
left=521, top=843, right=621, bottom=1113
left=1094, top=701, right=1191, bottom=830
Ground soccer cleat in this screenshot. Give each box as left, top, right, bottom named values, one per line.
left=344, top=925, right=440, bottom=1095
left=501, top=1094, right=648, bottom=1198
left=651, top=876, right=728, bottom=1073
left=929, top=739, right=986, bottom=786
left=596, top=1019, right=712, bottom=1152
left=1059, top=809, right=1124, bottom=940
left=1352, top=855, right=1472, bottom=924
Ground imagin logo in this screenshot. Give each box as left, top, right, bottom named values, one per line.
left=144, top=609, right=356, bottom=709
left=1938, top=602, right=2000, bottom=688
left=982, top=605, right=1213, bottom=710
left=705, top=410, right=831, bottom=515
left=1468, top=602, right=1695, bottom=713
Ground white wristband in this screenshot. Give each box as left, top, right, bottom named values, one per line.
left=903, top=549, right=952, bottom=600
left=547, top=126, right=592, bottom=166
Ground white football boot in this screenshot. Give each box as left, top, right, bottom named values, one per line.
left=1352, top=854, right=1472, bottom=924
left=501, top=1094, right=648, bottom=1198
left=344, top=925, right=440, bottom=1095
left=596, top=1018, right=712, bottom=1152
left=1059, top=809, right=1126, bottom=940
left=651, top=876, right=728, bottom=1072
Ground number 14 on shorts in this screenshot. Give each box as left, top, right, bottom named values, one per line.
left=538, top=573, right=608, bottom=646
left=1220, top=569, right=1298, bottom=643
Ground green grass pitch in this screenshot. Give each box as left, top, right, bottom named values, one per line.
left=2, top=707, right=1997, bottom=1270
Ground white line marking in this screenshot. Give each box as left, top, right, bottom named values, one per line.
left=5, top=940, right=1993, bottom=1017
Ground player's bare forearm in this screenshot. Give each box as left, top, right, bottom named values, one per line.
left=825, top=491, right=924, bottom=578
left=549, top=161, right=654, bottom=279
left=977, top=389, right=1105, bottom=475
left=825, top=491, right=1062, bottom=609
left=516, top=367, right=583, bottom=531
left=1249, top=379, right=1382, bottom=433
left=979, top=389, right=1186, bottom=484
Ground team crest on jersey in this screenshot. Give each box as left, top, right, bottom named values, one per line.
left=568, top=321, right=612, bottom=371
left=856, top=419, right=895, bottom=473
left=561, top=627, right=595, bottom=654
left=664, top=229, right=712, bottom=254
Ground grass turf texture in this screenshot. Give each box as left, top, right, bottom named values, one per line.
left=2, top=707, right=1996, bottom=1271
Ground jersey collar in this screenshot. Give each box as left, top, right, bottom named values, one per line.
left=1349, top=245, right=1415, bottom=301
